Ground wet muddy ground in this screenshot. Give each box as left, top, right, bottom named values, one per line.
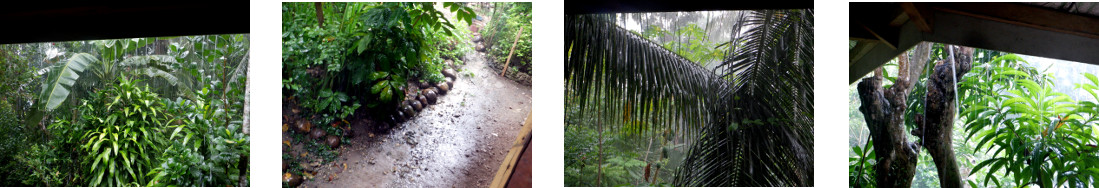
left=285, top=34, right=533, bottom=188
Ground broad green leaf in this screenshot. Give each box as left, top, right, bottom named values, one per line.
left=370, top=72, right=389, bottom=80
left=38, top=53, right=98, bottom=111
left=380, top=86, right=393, bottom=102
left=372, top=80, right=389, bottom=94
left=357, top=36, right=372, bottom=55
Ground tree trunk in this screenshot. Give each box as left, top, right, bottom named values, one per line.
left=315, top=2, right=325, bottom=27
left=915, top=45, right=973, bottom=188
left=238, top=44, right=251, bottom=187
left=237, top=154, right=249, bottom=187
left=858, top=43, right=973, bottom=188
left=857, top=75, right=919, bottom=187
left=856, top=43, right=931, bottom=187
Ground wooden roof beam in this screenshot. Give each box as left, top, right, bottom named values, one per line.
left=933, top=2, right=1099, bottom=39
left=901, top=2, right=933, bottom=32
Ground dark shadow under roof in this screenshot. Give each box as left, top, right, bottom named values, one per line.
left=0, top=2, right=249, bottom=44
left=850, top=2, right=1099, bottom=83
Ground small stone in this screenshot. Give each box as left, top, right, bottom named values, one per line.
left=418, top=81, right=432, bottom=90
left=402, top=105, right=417, bottom=118
left=442, top=68, right=457, bottom=79
left=410, top=100, right=423, bottom=111
left=326, top=135, right=340, bottom=148
left=394, top=112, right=406, bottom=123
left=417, top=95, right=429, bottom=107
left=436, top=83, right=450, bottom=95
left=310, top=129, right=327, bottom=140
left=423, top=89, right=438, bottom=104
left=295, top=119, right=312, bottom=133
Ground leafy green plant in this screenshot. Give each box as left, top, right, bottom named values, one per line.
left=38, top=53, right=97, bottom=111
left=959, top=54, right=1099, bottom=187
left=283, top=2, right=475, bottom=119
left=144, top=86, right=250, bottom=187
left=77, top=76, right=168, bottom=186
left=13, top=144, right=67, bottom=186
left=849, top=139, right=875, bottom=188
left=0, top=34, right=249, bottom=187
left=642, top=24, right=729, bottom=67
left=23, top=53, right=98, bottom=129
left=369, top=72, right=405, bottom=104
left=483, top=3, right=532, bottom=74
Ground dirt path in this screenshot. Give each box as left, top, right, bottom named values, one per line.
left=292, top=13, right=532, bottom=187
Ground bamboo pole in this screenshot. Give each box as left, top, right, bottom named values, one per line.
left=500, top=24, right=524, bottom=76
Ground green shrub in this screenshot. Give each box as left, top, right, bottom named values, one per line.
left=282, top=2, right=476, bottom=120
left=483, top=2, right=532, bottom=74
left=76, top=76, right=168, bottom=186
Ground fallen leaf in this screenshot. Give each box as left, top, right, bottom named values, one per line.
left=283, top=124, right=289, bottom=132
left=284, top=141, right=291, bottom=147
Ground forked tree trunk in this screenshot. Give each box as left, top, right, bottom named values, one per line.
left=857, top=43, right=973, bottom=188
left=915, top=45, right=973, bottom=188
left=856, top=43, right=930, bottom=187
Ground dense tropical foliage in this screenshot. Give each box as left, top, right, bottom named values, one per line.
left=480, top=2, right=533, bottom=77
left=0, top=34, right=250, bottom=186
left=565, top=9, right=813, bottom=187
left=283, top=2, right=473, bottom=124
left=281, top=2, right=479, bottom=187
left=849, top=43, right=1099, bottom=187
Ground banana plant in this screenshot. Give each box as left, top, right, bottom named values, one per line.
left=38, top=53, right=97, bottom=111
left=119, top=54, right=196, bottom=100
left=25, top=53, right=98, bottom=128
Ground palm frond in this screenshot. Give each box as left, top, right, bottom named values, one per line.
left=699, top=9, right=814, bottom=186
left=566, top=14, right=721, bottom=138
left=565, top=9, right=813, bottom=187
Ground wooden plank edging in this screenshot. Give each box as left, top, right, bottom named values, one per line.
left=490, top=112, right=533, bottom=188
